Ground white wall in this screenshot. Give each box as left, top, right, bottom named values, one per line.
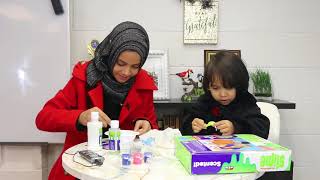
left=0, top=0, right=69, bottom=178
left=70, top=0, right=320, bottom=179
left=0, top=0, right=69, bottom=143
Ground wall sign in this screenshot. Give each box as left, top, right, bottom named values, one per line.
left=184, top=0, right=219, bottom=44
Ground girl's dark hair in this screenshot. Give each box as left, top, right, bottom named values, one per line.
left=203, top=51, right=249, bottom=94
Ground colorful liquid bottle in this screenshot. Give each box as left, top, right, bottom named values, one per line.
left=131, top=135, right=143, bottom=164
left=108, top=120, right=120, bottom=151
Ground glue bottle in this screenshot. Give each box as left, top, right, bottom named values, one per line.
left=109, top=120, right=121, bottom=151
left=87, top=112, right=102, bottom=151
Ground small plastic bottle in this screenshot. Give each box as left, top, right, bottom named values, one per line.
left=121, top=153, right=131, bottom=167
left=144, top=152, right=153, bottom=163
left=120, top=137, right=131, bottom=155
left=87, top=112, right=102, bottom=151
left=131, top=135, right=143, bottom=165
left=131, top=135, right=143, bottom=153
left=108, top=120, right=121, bottom=151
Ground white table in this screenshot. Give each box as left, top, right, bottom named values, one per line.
left=62, top=142, right=258, bottom=180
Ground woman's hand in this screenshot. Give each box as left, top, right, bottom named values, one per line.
left=78, top=107, right=111, bottom=128
left=134, top=119, right=151, bottom=135
left=215, top=120, right=235, bottom=136
left=192, top=118, right=206, bottom=133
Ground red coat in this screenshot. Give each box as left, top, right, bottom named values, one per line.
left=36, top=61, right=158, bottom=180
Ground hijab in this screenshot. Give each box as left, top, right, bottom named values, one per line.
left=86, top=21, right=150, bottom=104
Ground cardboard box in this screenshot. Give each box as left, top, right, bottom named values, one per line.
left=175, top=134, right=291, bottom=175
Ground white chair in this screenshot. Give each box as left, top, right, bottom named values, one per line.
left=255, top=102, right=281, bottom=179
left=256, top=102, right=280, bottom=144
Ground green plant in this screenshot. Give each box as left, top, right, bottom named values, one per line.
left=184, top=0, right=214, bottom=9
left=250, top=69, right=272, bottom=97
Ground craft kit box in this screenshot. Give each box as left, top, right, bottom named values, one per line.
left=175, top=134, right=291, bottom=175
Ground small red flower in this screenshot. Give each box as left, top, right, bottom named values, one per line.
left=211, top=107, right=220, bottom=116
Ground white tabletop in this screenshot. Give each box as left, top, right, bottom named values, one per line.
left=62, top=142, right=258, bottom=180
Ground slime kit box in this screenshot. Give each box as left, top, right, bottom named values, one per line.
left=175, top=134, right=291, bottom=175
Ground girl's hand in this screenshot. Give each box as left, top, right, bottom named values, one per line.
left=134, top=119, right=151, bottom=135
left=215, top=120, right=235, bottom=136
left=78, top=107, right=111, bottom=128
left=192, top=118, right=206, bottom=133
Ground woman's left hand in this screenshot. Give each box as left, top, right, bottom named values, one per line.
left=134, top=119, right=151, bottom=135
left=215, top=120, right=235, bottom=136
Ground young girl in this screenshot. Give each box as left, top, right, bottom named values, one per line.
left=181, top=51, right=270, bottom=139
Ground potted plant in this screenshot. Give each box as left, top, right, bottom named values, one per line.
left=250, top=69, right=273, bottom=101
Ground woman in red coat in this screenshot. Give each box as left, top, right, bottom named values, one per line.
left=35, top=21, right=158, bottom=180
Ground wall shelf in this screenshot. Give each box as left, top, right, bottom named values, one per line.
left=154, top=99, right=296, bottom=109
left=153, top=99, right=295, bottom=130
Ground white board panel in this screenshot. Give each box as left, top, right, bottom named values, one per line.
left=0, top=0, right=69, bottom=142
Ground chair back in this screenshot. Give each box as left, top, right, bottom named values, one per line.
left=256, top=102, right=280, bottom=144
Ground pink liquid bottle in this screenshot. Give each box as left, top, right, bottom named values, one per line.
left=131, top=135, right=143, bottom=165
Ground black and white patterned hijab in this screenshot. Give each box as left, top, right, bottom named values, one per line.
left=86, top=21, right=150, bottom=104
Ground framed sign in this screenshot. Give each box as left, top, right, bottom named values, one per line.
left=143, top=50, right=169, bottom=100
left=204, top=50, right=241, bottom=66
left=184, top=1, right=219, bottom=44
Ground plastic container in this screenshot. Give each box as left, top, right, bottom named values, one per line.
left=119, top=130, right=138, bottom=155
left=131, top=135, right=143, bottom=153
left=87, top=112, right=102, bottom=151
left=120, top=137, right=132, bottom=155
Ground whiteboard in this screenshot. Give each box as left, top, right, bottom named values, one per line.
left=0, top=0, right=69, bottom=143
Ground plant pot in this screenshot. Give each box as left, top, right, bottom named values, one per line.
left=254, top=93, right=273, bottom=101
left=181, top=94, right=192, bottom=102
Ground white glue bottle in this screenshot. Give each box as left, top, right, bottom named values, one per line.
left=87, top=112, right=102, bottom=151
left=108, top=120, right=120, bottom=152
